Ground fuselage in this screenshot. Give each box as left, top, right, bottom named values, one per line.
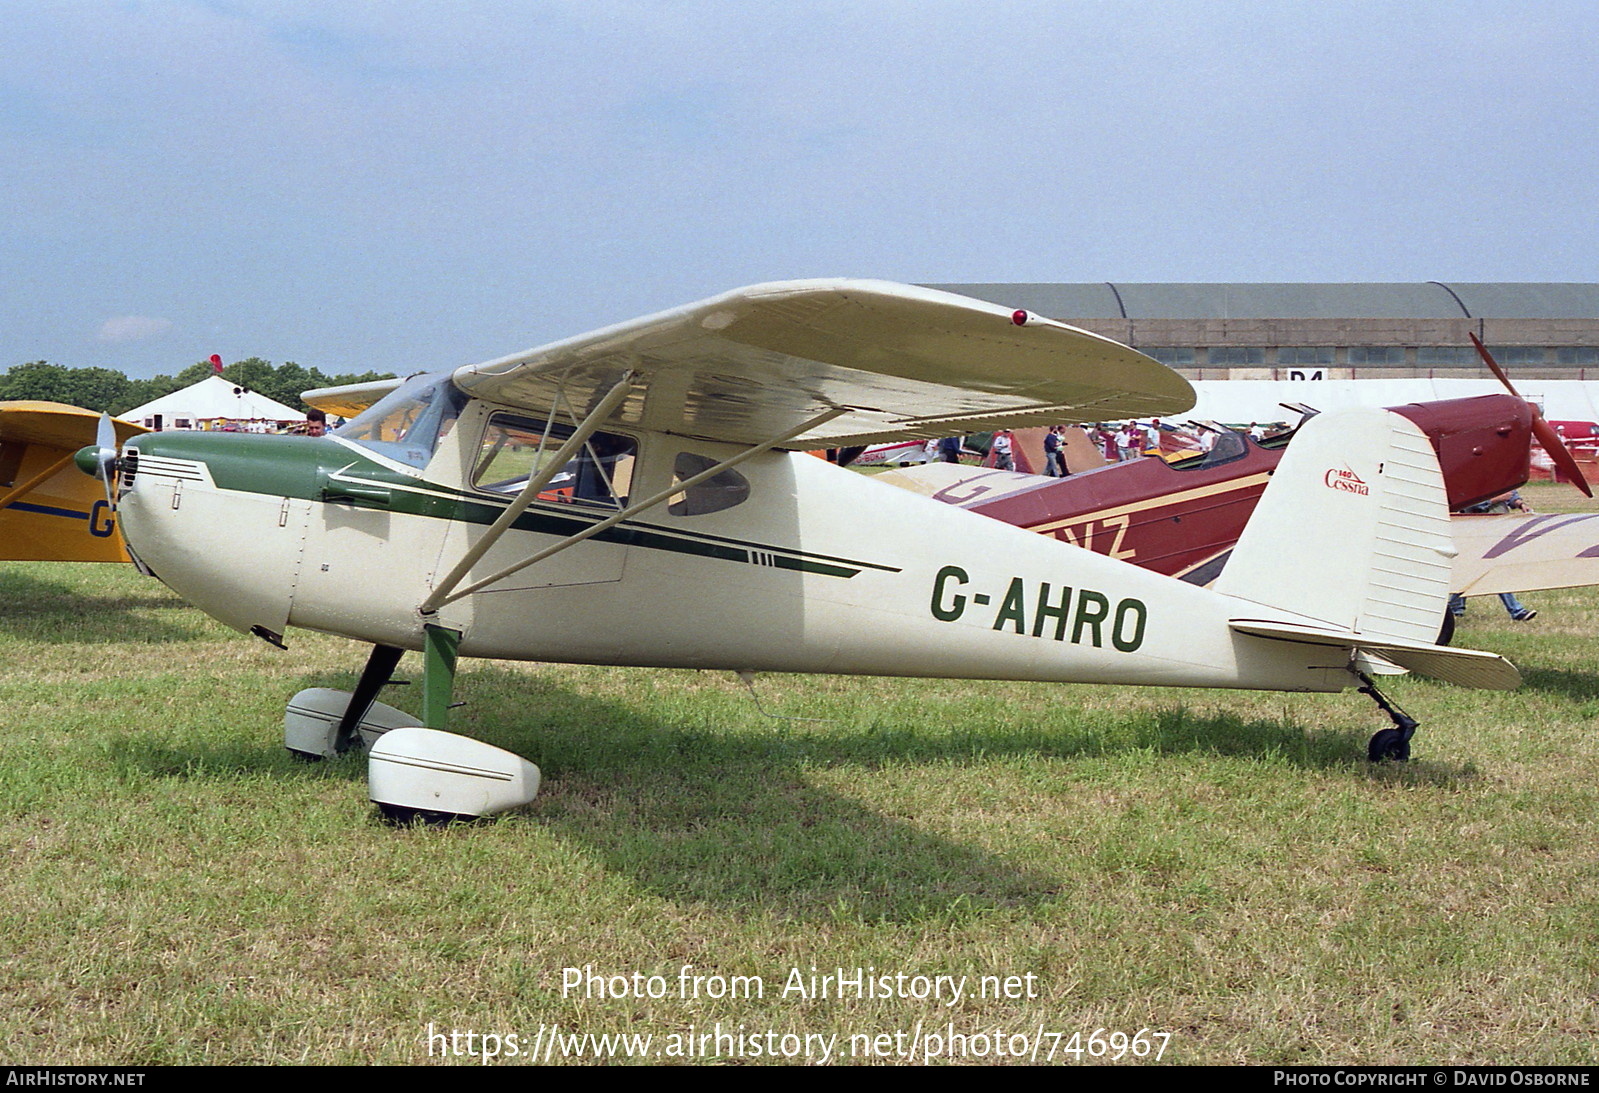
left=111, top=384, right=1368, bottom=695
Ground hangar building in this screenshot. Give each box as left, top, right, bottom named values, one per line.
left=927, top=283, right=1599, bottom=382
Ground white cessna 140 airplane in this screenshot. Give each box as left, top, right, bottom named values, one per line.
left=79, top=280, right=1519, bottom=821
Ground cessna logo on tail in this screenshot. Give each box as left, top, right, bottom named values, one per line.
left=1324, top=466, right=1369, bottom=496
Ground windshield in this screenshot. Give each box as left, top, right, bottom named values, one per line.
left=333, top=374, right=468, bottom=468
left=1164, top=428, right=1252, bottom=471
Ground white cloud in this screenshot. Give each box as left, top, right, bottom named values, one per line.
left=97, top=315, right=174, bottom=343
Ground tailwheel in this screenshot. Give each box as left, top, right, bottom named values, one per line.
left=1354, top=669, right=1419, bottom=762
left=1367, top=727, right=1412, bottom=762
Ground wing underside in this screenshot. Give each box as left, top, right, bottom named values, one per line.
left=445, top=280, right=1196, bottom=448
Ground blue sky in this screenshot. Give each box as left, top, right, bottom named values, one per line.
left=2, top=0, right=1596, bottom=379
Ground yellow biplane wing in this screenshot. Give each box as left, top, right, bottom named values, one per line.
left=0, top=401, right=146, bottom=562
left=301, top=378, right=406, bottom=421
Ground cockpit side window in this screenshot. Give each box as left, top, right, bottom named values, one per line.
left=667, top=452, right=750, bottom=516
left=472, top=412, right=636, bottom=509
left=333, top=375, right=468, bottom=469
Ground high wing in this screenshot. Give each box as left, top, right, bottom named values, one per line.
left=301, top=378, right=405, bottom=421
left=2, top=401, right=144, bottom=451
left=0, top=401, right=146, bottom=562
left=444, top=279, right=1195, bottom=448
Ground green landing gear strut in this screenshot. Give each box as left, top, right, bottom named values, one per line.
left=369, top=623, right=538, bottom=825
left=423, top=624, right=462, bottom=731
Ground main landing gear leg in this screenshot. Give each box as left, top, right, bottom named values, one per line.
left=422, top=625, right=461, bottom=731
left=1354, top=669, right=1419, bottom=762
left=333, top=644, right=406, bottom=754
left=367, top=625, right=539, bottom=825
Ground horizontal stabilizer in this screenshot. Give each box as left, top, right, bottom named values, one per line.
left=872, top=462, right=1039, bottom=501
left=1230, top=619, right=1521, bottom=691
left=0, top=400, right=145, bottom=448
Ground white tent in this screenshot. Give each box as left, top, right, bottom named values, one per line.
left=124, top=375, right=305, bottom=431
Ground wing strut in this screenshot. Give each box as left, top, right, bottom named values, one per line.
left=425, top=405, right=849, bottom=612
left=0, top=451, right=78, bottom=512
left=420, top=371, right=640, bottom=615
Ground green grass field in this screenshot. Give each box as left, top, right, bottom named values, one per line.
left=2, top=482, right=1597, bottom=1065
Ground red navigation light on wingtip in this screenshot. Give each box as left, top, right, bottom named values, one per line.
left=1011, top=310, right=1031, bottom=326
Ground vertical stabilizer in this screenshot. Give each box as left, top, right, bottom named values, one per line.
left=1215, top=407, right=1454, bottom=646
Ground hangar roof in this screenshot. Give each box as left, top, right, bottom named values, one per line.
left=925, top=283, right=1599, bottom=321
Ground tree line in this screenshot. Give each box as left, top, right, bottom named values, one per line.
left=0, top=358, right=397, bottom=417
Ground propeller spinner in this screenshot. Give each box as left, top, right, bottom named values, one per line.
left=1470, top=333, right=1593, bottom=498
left=72, top=413, right=123, bottom=507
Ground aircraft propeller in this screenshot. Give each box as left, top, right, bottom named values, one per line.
left=1471, top=333, right=1593, bottom=498
left=76, top=412, right=122, bottom=508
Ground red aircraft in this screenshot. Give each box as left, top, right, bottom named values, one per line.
left=882, top=337, right=1591, bottom=603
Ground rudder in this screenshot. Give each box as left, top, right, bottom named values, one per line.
left=1214, top=407, right=1455, bottom=646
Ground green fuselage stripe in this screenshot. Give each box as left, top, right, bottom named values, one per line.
left=129, top=432, right=888, bottom=580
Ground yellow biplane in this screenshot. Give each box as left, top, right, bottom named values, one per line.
left=0, top=401, right=145, bottom=561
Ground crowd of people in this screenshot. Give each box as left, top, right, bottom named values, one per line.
left=920, top=418, right=1300, bottom=477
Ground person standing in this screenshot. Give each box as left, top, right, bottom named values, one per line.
left=1453, top=491, right=1539, bottom=621
left=992, top=429, right=1014, bottom=470
left=1043, top=427, right=1062, bottom=476
left=1115, top=423, right=1137, bottom=461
